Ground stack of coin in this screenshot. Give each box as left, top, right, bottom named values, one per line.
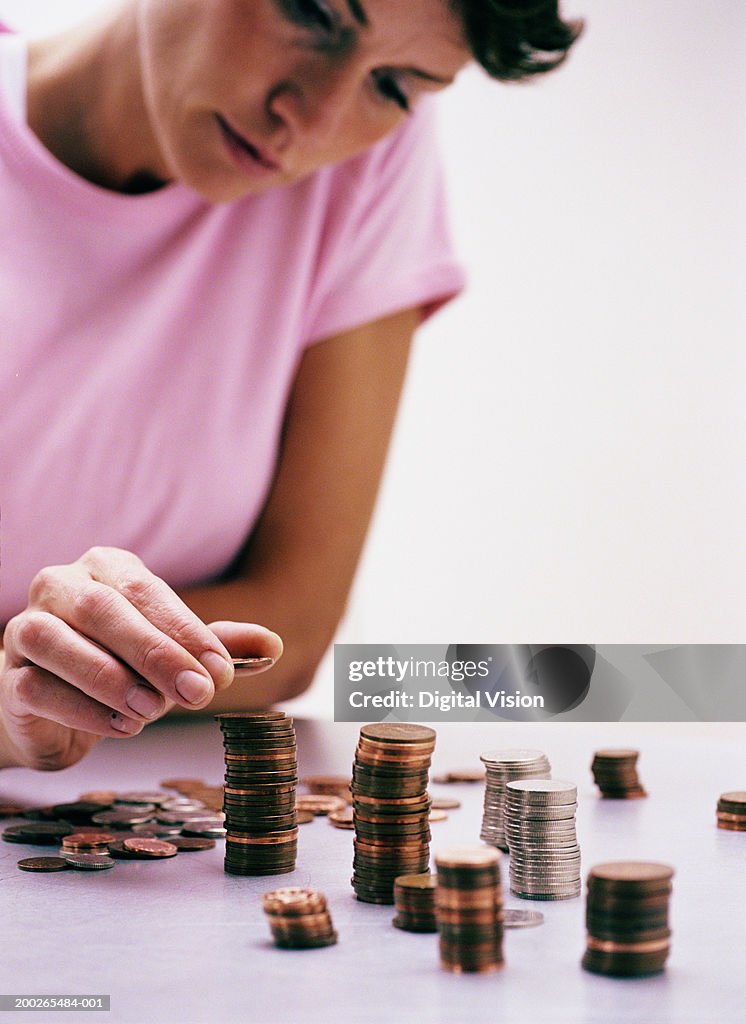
left=434, top=846, right=504, bottom=973
left=716, top=791, right=746, bottom=831
left=262, top=887, right=337, bottom=949
left=393, top=873, right=437, bottom=932
left=582, top=861, right=674, bottom=976
left=505, top=779, right=581, bottom=900
left=479, top=749, right=551, bottom=850
left=591, top=749, right=647, bottom=799
left=60, top=832, right=115, bottom=858
left=351, top=723, right=435, bottom=904
left=216, top=712, right=298, bottom=876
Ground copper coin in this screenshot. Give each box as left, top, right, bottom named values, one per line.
left=262, top=887, right=327, bottom=915
left=17, top=856, right=71, bottom=872
left=0, top=804, right=28, bottom=818
left=328, top=808, right=354, bottom=828
left=230, top=657, right=276, bottom=670
left=61, top=831, right=117, bottom=847
left=435, top=847, right=501, bottom=870
left=360, top=723, right=436, bottom=744
left=169, top=837, right=216, bottom=851
left=295, top=795, right=347, bottom=816
left=296, top=810, right=315, bottom=825
left=78, top=791, right=117, bottom=805
left=122, top=838, right=178, bottom=858
left=433, top=769, right=485, bottom=784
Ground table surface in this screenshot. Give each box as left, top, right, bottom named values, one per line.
left=1, top=718, right=744, bottom=1024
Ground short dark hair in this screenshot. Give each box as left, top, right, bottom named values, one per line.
left=450, top=1, right=584, bottom=82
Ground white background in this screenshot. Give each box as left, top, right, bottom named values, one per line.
left=4, top=3, right=744, bottom=712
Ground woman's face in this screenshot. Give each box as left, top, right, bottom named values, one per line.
left=136, top=0, right=471, bottom=201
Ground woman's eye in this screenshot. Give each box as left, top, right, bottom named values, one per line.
left=283, top=0, right=335, bottom=32
left=374, top=73, right=410, bottom=112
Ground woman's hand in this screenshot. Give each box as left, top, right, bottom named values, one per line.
left=0, top=547, right=282, bottom=771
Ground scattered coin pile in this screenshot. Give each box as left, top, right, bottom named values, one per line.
left=301, top=776, right=352, bottom=802
left=351, top=723, right=436, bottom=904
left=505, top=779, right=581, bottom=900
left=435, top=846, right=504, bottom=974
left=479, top=748, right=551, bottom=851
left=591, top=749, right=647, bottom=799
left=432, top=769, right=484, bottom=784
left=582, top=862, right=674, bottom=976
left=217, top=712, right=298, bottom=876
left=716, top=791, right=746, bottom=831
left=393, top=873, right=437, bottom=932
left=262, top=887, right=337, bottom=949
left=2, top=789, right=220, bottom=871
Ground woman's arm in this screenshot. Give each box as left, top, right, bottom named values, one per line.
left=178, top=304, right=419, bottom=713
left=0, top=305, right=417, bottom=767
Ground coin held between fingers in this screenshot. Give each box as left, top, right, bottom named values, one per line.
left=231, top=657, right=275, bottom=673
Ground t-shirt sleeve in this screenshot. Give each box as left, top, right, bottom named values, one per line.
left=302, top=97, right=466, bottom=345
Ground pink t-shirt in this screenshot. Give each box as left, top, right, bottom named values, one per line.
left=0, top=33, right=465, bottom=623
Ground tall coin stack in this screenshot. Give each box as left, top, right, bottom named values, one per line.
left=216, top=712, right=298, bottom=876
left=582, top=861, right=674, bottom=976
left=716, top=791, right=746, bottom=831
left=435, top=846, right=504, bottom=974
left=591, top=749, right=647, bottom=799
left=505, top=779, right=581, bottom=900
left=480, top=749, right=551, bottom=850
left=351, top=723, right=435, bottom=904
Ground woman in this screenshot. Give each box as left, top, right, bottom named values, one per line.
left=0, top=0, right=580, bottom=771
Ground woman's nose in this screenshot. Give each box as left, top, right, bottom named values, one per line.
left=266, top=61, right=358, bottom=153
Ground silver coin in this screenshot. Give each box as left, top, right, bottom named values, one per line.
left=64, top=852, right=115, bottom=870
left=503, top=908, right=545, bottom=928
left=91, top=809, right=154, bottom=826
left=115, top=792, right=170, bottom=806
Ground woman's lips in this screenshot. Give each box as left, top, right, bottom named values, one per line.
left=215, top=114, right=281, bottom=176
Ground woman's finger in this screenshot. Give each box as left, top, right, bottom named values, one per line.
left=5, top=663, right=144, bottom=737
left=4, top=610, right=170, bottom=722
left=28, top=560, right=223, bottom=708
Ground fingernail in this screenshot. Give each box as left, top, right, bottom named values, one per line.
left=200, top=651, right=233, bottom=686
left=126, top=684, right=165, bottom=720
left=175, top=669, right=213, bottom=705
left=111, top=712, right=141, bottom=734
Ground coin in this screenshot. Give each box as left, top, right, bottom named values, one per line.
left=582, top=860, right=674, bottom=977
left=430, top=798, right=461, bottom=810
left=230, top=657, right=275, bottom=670
left=63, top=853, right=115, bottom=870
left=122, top=838, right=178, bottom=858
left=0, top=804, right=28, bottom=818
left=503, top=908, right=544, bottom=928
left=169, top=836, right=216, bottom=852
left=328, top=808, right=354, bottom=829
left=17, top=856, right=71, bottom=872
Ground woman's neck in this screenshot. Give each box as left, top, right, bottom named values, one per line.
left=26, top=4, right=169, bottom=193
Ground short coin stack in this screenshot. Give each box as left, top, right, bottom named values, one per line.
left=434, top=846, right=504, bottom=974
left=216, top=712, right=298, bottom=876
left=505, top=779, right=581, bottom=900
left=393, top=873, right=437, bottom=932
left=262, top=887, right=337, bottom=949
left=716, top=791, right=746, bottom=831
left=582, top=861, right=674, bottom=976
left=351, top=723, right=435, bottom=904
left=591, top=749, right=647, bottom=799
left=479, top=749, right=551, bottom=850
